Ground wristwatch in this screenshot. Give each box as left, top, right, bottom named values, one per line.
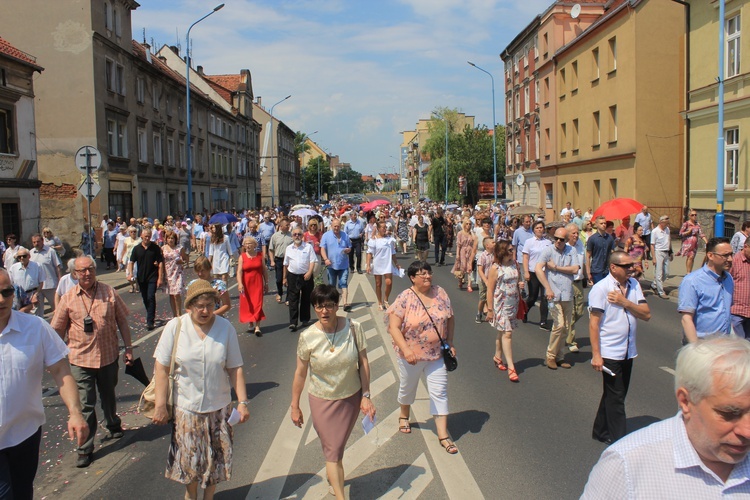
left=362, top=392, right=371, bottom=399
left=238, top=400, right=250, bottom=406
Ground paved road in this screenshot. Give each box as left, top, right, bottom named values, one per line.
left=34, top=252, right=683, bottom=499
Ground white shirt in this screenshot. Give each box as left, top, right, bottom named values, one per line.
left=582, top=413, right=750, bottom=499
left=154, top=314, right=243, bottom=413
left=367, top=236, right=396, bottom=275
left=30, top=246, right=61, bottom=289
left=560, top=207, right=575, bottom=218
left=283, top=242, right=318, bottom=275
left=208, top=238, right=233, bottom=275
left=651, top=225, right=671, bottom=252
left=56, top=273, right=78, bottom=297
left=588, top=275, right=645, bottom=360
left=634, top=212, right=653, bottom=235
left=0, top=311, right=70, bottom=448
left=409, top=215, right=430, bottom=227
left=3, top=246, right=25, bottom=270
left=568, top=240, right=586, bottom=280
left=9, top=261, right=45, bottom=291
left=523, top=237, right=552, bottom=274
left=731, top=231, right=748, bottom=255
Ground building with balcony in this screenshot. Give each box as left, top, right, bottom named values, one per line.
left=685, top=0, right=750, bottom=233
left=0, top=37, right=43, bottom=244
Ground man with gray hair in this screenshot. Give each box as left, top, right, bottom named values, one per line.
left=582, top=335, right=750, bottom=497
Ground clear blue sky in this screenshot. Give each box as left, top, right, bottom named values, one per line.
left=133, top=0, right=548, bottom=175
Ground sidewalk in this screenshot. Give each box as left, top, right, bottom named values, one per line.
left=638, top=239, right=699, bottom=299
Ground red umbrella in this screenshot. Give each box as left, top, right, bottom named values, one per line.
left=593, top=198, right=644, bottom=220
left=361, top=199, right=390, bottom=212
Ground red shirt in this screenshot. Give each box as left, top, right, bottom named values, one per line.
left=730, top=250, right=750, bottom=318
left=304, top=231, right=322, bottom=256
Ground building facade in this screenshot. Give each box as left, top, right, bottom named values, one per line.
left=686, top=0, right=750, bottom=234
left=254, top=100, right=297, bottom=207
left=0, top=37, right=43, bottom=245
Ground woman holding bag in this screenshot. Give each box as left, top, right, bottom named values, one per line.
left=386, top=261, right=458, bottom=454
left=485, top=240, right=524, bottom=382
left=151, top=279, right=249, bottom=499
left=290, top=284, right=375, bottom=500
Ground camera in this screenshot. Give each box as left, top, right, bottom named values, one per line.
left=83, top=316, right=94, bottom=333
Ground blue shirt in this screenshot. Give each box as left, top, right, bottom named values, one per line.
left=511, top=227, right=534, bottom=264
left=678, top=265, right=734, bottom=336
left=320, top=230, right=351, bottom=270
left=103, top=228, right=119, bottom=248
left=586, top=232, right=616, bottom=274
left=344, top=219, right=364, bottom=240
left=259, top=221, right=275, bottom=242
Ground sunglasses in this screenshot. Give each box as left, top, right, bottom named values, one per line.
left=0, top=287, right=15, bottom=298
left=612, top=262, right=635, bottom=269
left=16, top=255, right=29, bottom=259
left=554, top=237, right=566, bottom=242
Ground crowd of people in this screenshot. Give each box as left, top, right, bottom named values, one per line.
left=1, top=196, right=749, bottom=499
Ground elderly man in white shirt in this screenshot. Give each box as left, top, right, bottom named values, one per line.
left=582, top=335, right=750, bottom=498
left=30, top=233, right=62, bottom=317
left=8, top=248, right=45, bottom=314
left=283, top=227, right=318, bottom=332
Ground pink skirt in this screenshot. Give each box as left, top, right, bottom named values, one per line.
left=309, top=390, right=361, bottom=462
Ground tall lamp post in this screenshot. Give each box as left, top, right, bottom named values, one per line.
left=468, top=61, right=498, bottom=204
left=269, top=95, right=291, bottom=207
left=185, top=3, right=224, bottom=217
left=444, top=116, right=449, bottom=204
left=715, top=0, right=726, bottom=236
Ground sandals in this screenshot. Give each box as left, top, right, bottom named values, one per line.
left=467, top=285, right=473, bottom=293
left=276, top=295, right=282, bottom=303
left=438, top=437, right=458, bottom=454
left=254, top=327, right=262, bottom=337
left=398, top=417, right=411, bottom=434
left=378, top=303, right=385, bottom=311
left=508, top=368, right=519, bottom=383
left=493, top=356, right=507, bottom=371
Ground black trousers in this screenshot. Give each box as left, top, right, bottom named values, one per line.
left=0, top=426, right=41, bottom=500
left=349, top=238, right=363, bottom=272
left=525, top=273, right=549, bottom=324
left=103, top=247, right=116, bottom=266
left=287, top=272, right=313, bottom=326
left=434, top=234, right=447, bottom=264
left=274, top=257, right=286, bottom=299
left=593, top=358, right=633, bottom=443
left=138, top=280, right=157, bottom=326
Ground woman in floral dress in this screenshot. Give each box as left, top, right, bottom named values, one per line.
left=485, top=240, right=523, bottom=382
left=451, top=219, right=477, bottom=291
left=162, top=230, right=188, bottom=318
left=677, top=209, right=708, bottom=274
left=444, top=213, right=455, bottom=257
left=396, top=211, right=410, bottom=254
left=624, top=223, right=648, bottom=278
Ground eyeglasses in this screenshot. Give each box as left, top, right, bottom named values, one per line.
left=612, top=262, right=635, bottom=269
left=0, top=287, right=15, bottom=298
left=75, top=267, right=96, bottom=273
left=689, top=214, right=697, bottom=217
left=414, top=272, right=433, bottom=279
left=16, top=255, right=29, bottom=259
left=191, top=303, right=214, bottom=312
left=314, top=303, right=336, bottom=311
left=554, top=237, right=566, bottom=242
left=292, top=233, right=303, bottom=237
left=711, top=252, right=734, bottom=259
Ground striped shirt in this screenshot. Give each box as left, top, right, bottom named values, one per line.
left=50, top=282, right=129, bottom=369
left=730, top=250, right=750, bottom=318
left=582, top=413, right=750, bottom=498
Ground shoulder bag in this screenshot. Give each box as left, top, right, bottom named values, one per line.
left=138, top=315, right=183, bottom=420
left=410, top=288, right=457, bottom=372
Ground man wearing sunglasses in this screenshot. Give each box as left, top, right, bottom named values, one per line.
left=8, top=249, right=44, bottom=314
left=589, top=251, right=651, bottom=444
left=678, top=237, right=734, bottom=343
left=0, top=269, right=88, bottom=498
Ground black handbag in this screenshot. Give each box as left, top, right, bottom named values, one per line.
left=411, top=288, right=457, bottom=372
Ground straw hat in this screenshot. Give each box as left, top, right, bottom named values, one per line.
left=185, top=279, right=218, bottom=307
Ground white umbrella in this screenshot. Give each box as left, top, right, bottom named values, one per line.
left=291, top=208, right=318, bottom=217
left=291, top=204, right=310, bottom=211
left=445, top=203, right=459, bottom=210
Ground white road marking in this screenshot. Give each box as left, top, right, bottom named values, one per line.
left=356, top=313, right=373, bottom=324
left=365, top=328, right=378, bottom=339
left=369, top=345, right=385, bottom=362
left=246, top=381, right=312, bottom=500
left=660, top=366, right=676, bottom=375
left=379, top=453, right=434, bottom=500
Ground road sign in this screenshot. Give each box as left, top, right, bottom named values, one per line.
left=78, top=175, right=101, bottom=203
left=75, top=146, right=102, bottom=174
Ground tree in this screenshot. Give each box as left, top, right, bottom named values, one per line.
left=294, top=131, right=312, bottom=156
left=301, top=156, right=333, bottom=200
left=422, top=107, right=506, bottom=205
left=334, top=168, right=365, bottom=195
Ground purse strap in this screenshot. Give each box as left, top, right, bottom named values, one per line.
left=410, top=288, right=446, bottom=344
left=168, top=315, right=183, bottom=381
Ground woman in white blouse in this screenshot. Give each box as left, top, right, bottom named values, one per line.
left=291, top=285, right=376, bottom=499
left=208, top=224, right=234, bottom=282
left=366, top=221, right=400, bottom=310
left=152, top=279, right=249, bottom=499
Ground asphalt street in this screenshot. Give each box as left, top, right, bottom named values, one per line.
left=34, top=253, right=682, bottom=499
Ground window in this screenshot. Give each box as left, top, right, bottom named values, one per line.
left=592, top=111, right=601, bottom=146
left=513, top=54, right=519, bottom=73
left=592, top=47, right=600, bottom=81
left=153, top=132, right=162, bottom=165
left=535, top=126, right=540, bottom=160
left=594, top=179, right=601, bottom=206
left=534, top=35, right=539, bottom=59
left=210, top=114, right=215, bottom=134
left=543, top=33, right=548, bottom=57
left=727, top=15, right=741, bottom=78
left=179, top=140, right=185, bottom=169
left=107, top=118, right=127, bottom=157
left=544, top=128, right=550, bottom=158
left=523, top=45, right=529, bottom=68
left=141, top=190, right=148, bottom=215
left=137, top=127, right=147, bottom=162
left=608, top=105, right=618, bottom=143
left=574, top=181, right=580, bottom=199
left=178, top=100, right=184, bottom=120
left=608, top=37, right=617, bottom=73
left=609, top=178, right=618, bottom=198
left=535, top=80, right=540, bottom=106
left=156, top=191, right=163, bottom=218
left=725, top=127, right=739, bottom=186
left=116, top=64, right=125, bottom=95
left=572, top=118, right=579, bottom=152
left=114, top=7, right=121, bottom=37
left=136, top=77, right=145, bottom=103
left=152, top=83, right=160, bottom=110
left=167, top=137, right=175, bottom=166
left=562, top=182, right=568, bottom=200
left=559, top=68, right=566, bottom=98
left=166, top=96, right=171, bottom=116
left=211, top=147, right=217, bottom=175
left=524, top=85, right=530, bottom=113
left=560, top=123, right=567, bottom=156
left=515, top=93, right=520, bottom=118
left=105, top=59, right=114, bottom=91
left=0, top=107, right=15, bottom=154
left=104, top=1, right=113, bottom=30
left=544, top=77, right=550, bottom=106
left=571, top=61, right=579, bottom=93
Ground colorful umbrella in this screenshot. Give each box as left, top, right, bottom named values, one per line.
left=593, top=198, right=644, bottom=220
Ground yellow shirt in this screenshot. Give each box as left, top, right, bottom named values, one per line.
left=297, top=319, right=367, bottom=400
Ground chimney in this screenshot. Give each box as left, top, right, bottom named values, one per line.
left=169, top=45, right=179, bottom=56
left=256, top=96, right=261, bottom=106
left=158, top=55, right=167, bottom=63
left=197, top=65, right=204, bottom=75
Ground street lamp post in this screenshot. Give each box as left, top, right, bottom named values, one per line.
left=185, top=3, right=224, bottom=217
left=468, top=61, right=498, bottom=204
left=444, top=116, right=449, bottom=204
left=269, top=95, right=291, bottom=207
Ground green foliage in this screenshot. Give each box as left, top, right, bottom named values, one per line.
left=334, top=168, right=366, bottom=195
left=423, top=107, right=506, bottom=204
left=294, top=131, right=312, bottom=156
left=301, top=156, right=332, bottom=200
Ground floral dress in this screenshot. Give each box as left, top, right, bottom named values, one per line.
left=490, top=262, right=521, bottom=331
left=385, top=285, right=453, bottom=361
left=397, top=218, right=409, bottom=243
left=451, top=230, right=475, bottom=276
left=627, top=236, right=647, bottom=277
left=163, top=245, right=185, bottom=295
left=677, top=221, right=705, bottom=258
